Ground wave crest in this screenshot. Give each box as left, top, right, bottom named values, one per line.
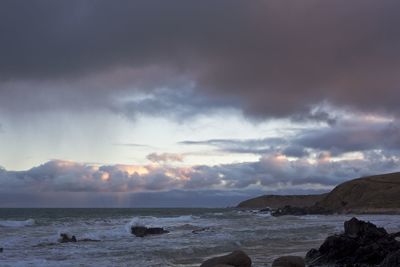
left=0, top=218, right=35, bottom=227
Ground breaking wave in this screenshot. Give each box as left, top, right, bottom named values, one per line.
left=0, top=219, right=35, bottom=227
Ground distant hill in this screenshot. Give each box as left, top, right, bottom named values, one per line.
left=237, top=172, right=400, bottom=214
left=237, top=194, right=327, bottom=209
left=316, top=172, right=400, bottom=213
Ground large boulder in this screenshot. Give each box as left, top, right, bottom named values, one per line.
left=306, top=217, right=400, bottom=266
left=272, top=256, right=305, bottom=267
left=131, top=226, right=169, bottom=237
left=200, top=250, right=251, bottom=267
left=344, top=217, right=387, bottom=238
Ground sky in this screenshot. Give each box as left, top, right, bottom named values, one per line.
left=1, top=0, right=400, bottom=207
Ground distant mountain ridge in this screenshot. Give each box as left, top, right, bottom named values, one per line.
left=237, top=172, right=400, bottom=214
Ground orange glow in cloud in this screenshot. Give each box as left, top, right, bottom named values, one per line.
left=100, top=172, right=110, bottom=181
left=114, top=165, right=149, bottom=175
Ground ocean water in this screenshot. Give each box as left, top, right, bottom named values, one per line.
left=1, top=208, right=400, bottom=267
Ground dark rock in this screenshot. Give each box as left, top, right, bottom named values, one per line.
left=200, top=250, right=251, bottom=267
left=380, top=250, right=400, bottom=267
left=130, top=226, right=169, bottom=237
left=305, top=249, right=320, bottom=261
left=271, top=205, right=331, bottom=217
left=59, top=233, right=77, bottom=243
left=0, top=247, right=3, bottom=253
left=272, top=256, right=305, bottom=267
left=192, top=227, right=210, bottom=234
left=306, top=217, right=400, bottom=266
left=344, top=217, right=387, bottom=239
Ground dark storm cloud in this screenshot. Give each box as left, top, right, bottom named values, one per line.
left=1, top=0, right=400, bottom=118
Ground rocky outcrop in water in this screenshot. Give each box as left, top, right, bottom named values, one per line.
left=130, top=226, right=169, bottom=237
left=0, top=247, right=3, bottom=253
left=306, top=217, right=400, bottom=266
left=59, top=233, right=77, bottom=243
left=272, top=256, right=305, bottom=267
left=200, top=250, right=252, bottom=267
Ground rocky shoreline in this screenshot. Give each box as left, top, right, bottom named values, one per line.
left=199, top=217, right=400, bottom=267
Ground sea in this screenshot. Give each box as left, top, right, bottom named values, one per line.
left=1, top=208, right=400, bottom=267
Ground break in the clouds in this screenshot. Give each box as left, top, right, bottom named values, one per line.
left=1, top=0, right=400, bottom=118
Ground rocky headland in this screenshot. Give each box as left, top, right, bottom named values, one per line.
left=237, top=172, right=400, bottom=215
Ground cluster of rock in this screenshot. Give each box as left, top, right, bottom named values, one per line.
left=59, top=233, right=77, bottom=243
left=306, top=217, right=400, bottom=266
left=199, top=218, right=400, bottom=267
left=130, top=226, right=169, bottom=237
left=271, top=205, right=332, bottom=217
left=52, top=216, right=400, bottom=267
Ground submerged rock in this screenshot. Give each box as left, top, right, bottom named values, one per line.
left=272, top=256, right=305, bottom=267
left=59, top=233, right=77, bottom=243
left=200, top=250, right=251, bottom=267
left=192, top=227, right=210, bottom=234
left=0, top=247, right=3, bottom=253
left=130, top=226, right=169, bottom=237
left=306, top=217, right=400, bottom=266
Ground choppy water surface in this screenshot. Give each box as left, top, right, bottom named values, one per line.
left=1, top=208, right=400, bottom=266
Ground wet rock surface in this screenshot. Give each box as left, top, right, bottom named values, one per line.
left=380, top=250, right=400, bottom=267
left=200, top=250, right=252, bottom=267
left=306, top=217, right=400, bottom=266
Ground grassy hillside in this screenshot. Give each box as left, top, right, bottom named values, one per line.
left=237, top=172, right=400, bottom=213
left=316, top=172, right=400, bottom=213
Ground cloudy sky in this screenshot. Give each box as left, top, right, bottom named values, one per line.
left=1, top=0, right=400, bottom=207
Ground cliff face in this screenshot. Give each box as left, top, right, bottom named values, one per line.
left=316, top=172, right=400, bottom=213
left=237, top=194, right=327, bottom=209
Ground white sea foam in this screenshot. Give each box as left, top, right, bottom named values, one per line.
left=0, top=218, right=35, bottom=227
